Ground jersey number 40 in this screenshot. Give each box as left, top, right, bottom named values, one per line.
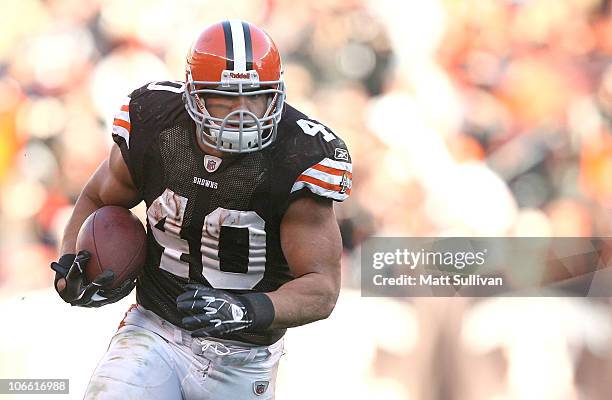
left=146, top=188, right=265, bottom=290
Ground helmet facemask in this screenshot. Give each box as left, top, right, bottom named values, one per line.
left=184, top=68, right=286, bottom=153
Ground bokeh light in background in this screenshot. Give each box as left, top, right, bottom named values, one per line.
left=0, top=0, right=610, bottom=399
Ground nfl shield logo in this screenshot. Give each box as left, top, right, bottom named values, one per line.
left=253, top=381, right=269, bottom=396
left=204, top=155, right=222, bottom=173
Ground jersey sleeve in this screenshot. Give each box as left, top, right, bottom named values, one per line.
left=110, top=93, right=143, bottom=190
left=274, top=110, right=353, bottom=207
left=111, top=96, right=132, bottom=147
left=110, top=81, right=185, bottom=192
left=289, top=150, right=352, bottom=202
left=112, top=93, right=145, bottom=193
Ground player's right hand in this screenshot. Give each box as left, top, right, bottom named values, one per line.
left=50, top=251, right=132, bottom=308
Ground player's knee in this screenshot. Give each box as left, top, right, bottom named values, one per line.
left=85, top=328, right=180, bottom=399
left=84, top=375, right=181, bottom=400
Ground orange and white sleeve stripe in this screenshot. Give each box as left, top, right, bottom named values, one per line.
left=112, top=96, right=131, bottom=147
left=291, top=158, right=353, bottom=201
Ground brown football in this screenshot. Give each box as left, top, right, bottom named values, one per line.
left=76, top=206, right=147, bottom=289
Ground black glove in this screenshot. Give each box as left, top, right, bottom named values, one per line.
left=177, top=284, right=275, bottom=337
left=50, top=251, right=135, bottom=308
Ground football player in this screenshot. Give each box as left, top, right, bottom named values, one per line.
left=50, top=20, right=352, bottom=399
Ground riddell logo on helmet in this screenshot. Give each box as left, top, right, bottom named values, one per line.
left=230, top=72, right=250, bottom=79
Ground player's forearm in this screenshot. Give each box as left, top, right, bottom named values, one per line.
left=266, top=272, right=339, bottom=330
left=60, top=153, right=141, bottom=255
left=60, top=190, right=104, bottom=255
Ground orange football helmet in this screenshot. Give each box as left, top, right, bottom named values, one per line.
left=184, top=20, right=286, bottom=153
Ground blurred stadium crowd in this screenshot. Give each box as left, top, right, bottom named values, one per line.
left=0, top=0, right=611, bottom=399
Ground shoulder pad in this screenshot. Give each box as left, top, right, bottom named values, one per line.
left=274, top=104, right=352, bottom=202
left=128, top=81, right=187, bottom=125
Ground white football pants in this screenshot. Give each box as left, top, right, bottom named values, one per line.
left=84, top=304, right=283, bottom=400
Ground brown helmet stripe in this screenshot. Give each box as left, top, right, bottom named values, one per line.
left=242, top=21, right=253, bottom=71
left=222, top=20, right=234, bottom=70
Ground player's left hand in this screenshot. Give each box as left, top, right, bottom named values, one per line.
left=177, top=285, right=253, bottom=337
